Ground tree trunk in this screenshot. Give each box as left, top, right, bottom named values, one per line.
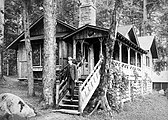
left=22, top=0, right=34, bottom=96
left=0, top=0, right=4, bottom=80
left=100, top=0, right=118, bottom=111
left=143, top=0, right=147, bottom=36
left=43, top=0, right=57, bottom=107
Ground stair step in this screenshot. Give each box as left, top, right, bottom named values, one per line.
left=53, top=109, right=80, bottom=115
left=59, top=103, right=78, bottom=108
left=62, top=98, right=78, bottom=105
left=74, top=89, right=79, bottom=95
left=78, top=78, right=85, bottom=82
left=62, top=98, right=78, bottom=102
left=66, top=94, right=78, bottom=100
left=59, top=103, right=78, bottom=110
left=74, top=86, right=79, bottom=90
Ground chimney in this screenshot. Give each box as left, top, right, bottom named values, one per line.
left=79, top=0, right=96, bottom=27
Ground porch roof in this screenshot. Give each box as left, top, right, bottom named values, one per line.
left=138, top=36, right=158, bottom=58
left=6, top=15, right=77, bottom=50
left=63, top=24, right=147, bottom=54
left=118, top=25, right=140, bottom=47
left=116, top=32, right=147, bottom=54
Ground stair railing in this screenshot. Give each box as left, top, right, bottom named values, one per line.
left=78, top=57, right=103, bottom=113
left=57, top=64, right=70, bottom=103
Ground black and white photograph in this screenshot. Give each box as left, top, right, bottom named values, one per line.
left=0, top=0, right=168, bottom=120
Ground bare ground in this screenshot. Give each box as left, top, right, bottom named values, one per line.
left=0, top=76, right=168, bottom=120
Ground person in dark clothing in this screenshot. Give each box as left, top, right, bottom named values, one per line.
left=67, top=57, right=78, bottom=101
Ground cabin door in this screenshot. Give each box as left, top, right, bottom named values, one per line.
left=82, top=43, right=89, bottom=76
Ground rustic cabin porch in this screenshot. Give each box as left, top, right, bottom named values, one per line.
left=55, top=24, right=108, bottom=114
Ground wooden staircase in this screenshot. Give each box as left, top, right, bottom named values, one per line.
left=55, top=57, right=103, bottom=115
left=56, top=80, right=83, bottom=114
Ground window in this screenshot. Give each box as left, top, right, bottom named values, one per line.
left=130, top=49, right=135, bottom=65
left=137, top=53, right=141, bottom=67
left=146, top=56, right=150, bottom=67
left=32, top=43, right=42, bottom=66
left=32, top=41, right=59, bottom=66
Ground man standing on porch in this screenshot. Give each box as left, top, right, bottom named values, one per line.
left=67, top=57, right=78, bottom=101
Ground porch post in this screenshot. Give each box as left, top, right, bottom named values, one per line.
left=58, top=39, right=62, bottom=66
left=73, top=38, right=76, bottom=59
left=39, top=44, right=42, bottom=66
left=80, top=40, right=85, bottom=75
left=127, top=47, right=130, bottom=76
left=99, top=38, right=103, bottom=56
left=119, top=42, right=122, bottom=62
left=135, top=51, right=137, bottom=67
left=55, top=79, right=60, bottom=109
left=80, top=40, right=84, bottom=57
left=141, top=54, right=143, bottom=68
left=128, top=47, right=130, bottom=65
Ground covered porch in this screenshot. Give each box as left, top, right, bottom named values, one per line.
left=113, top=32, right=147, bottom=77
left=63, top=24, right=109, bottom=79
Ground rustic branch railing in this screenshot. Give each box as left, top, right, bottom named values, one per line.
left=113, top=60, right=142, bottom=76
left=78, top=57, right=103, bottom=113
left=57, top=64, right=70, bottom=103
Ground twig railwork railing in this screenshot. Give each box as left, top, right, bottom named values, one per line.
left=113, top=60, right=142, bottom=76
left=78, top=57, right=103, bottom=113
left=113, top=60, right=152, bottom=102
left=57, top=64, right=70, bottom=104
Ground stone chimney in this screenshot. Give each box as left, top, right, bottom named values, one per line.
left=79, top=0, right=96, bottom=27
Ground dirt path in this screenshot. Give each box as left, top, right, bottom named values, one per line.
left=1, top=76, right=168, bottom=120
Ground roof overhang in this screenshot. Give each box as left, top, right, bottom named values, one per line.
left=117, top=32, right=147, bottom=54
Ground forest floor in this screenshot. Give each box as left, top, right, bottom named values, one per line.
left=1, top=76, right=168, bottom=120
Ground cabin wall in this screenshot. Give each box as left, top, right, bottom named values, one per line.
left=61, top=41, right=68, bottom=68
left=17, top=42, right=27, bottom=79
left=142, top=51, right=153, bottom=93
left=67, top=41, right=73, bottom=59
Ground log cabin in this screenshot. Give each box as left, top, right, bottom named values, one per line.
left=6, top=0, right=158, bottom=115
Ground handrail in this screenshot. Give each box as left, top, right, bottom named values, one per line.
left=58, top=64, right=70, bottom=103
left=80, top=57, right=103, bottom=90
left=79, top=57, right=103, bottom=113
left=113, top=60, right=142, bottom=76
